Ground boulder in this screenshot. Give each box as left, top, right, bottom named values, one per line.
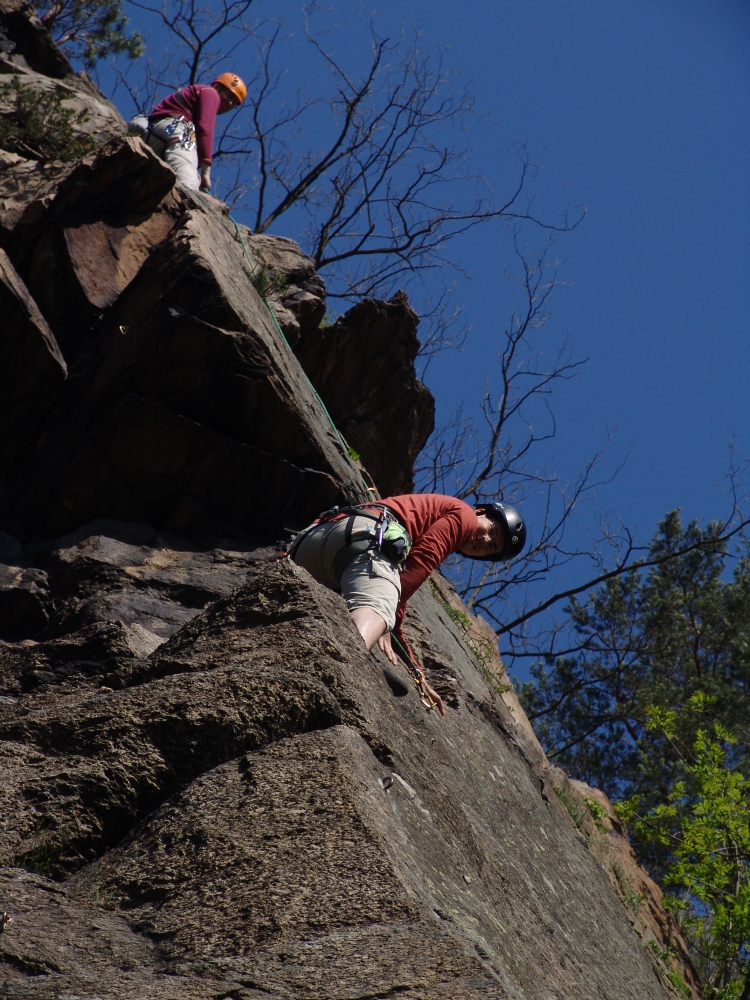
left=297, top=291, right=435, bottom=496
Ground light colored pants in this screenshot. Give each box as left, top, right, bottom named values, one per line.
left=145, top=117, right=200, bottom=191
left=291, top=515, right=401, bottom=630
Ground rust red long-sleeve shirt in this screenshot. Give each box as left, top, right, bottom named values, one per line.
left=378, top=494, right=477, bottom=631
left=149, top=84, right=221, bottom=164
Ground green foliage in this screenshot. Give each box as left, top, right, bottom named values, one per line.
left=0, top=76, right=99, bottom=162
left=517, top=512, right=750, bottom=875
left=40, top=0, right=143, bottom=70
left=646, top=939, right=690, bottom=997
left=553, top=783, right=587, bottom=830
left=249, top=259, right=289, bottom=301
left=612, top=861, right=648, bottom=915
left=319, top=311, right=340, bottom=329
left=428, top=579, right=507, bottom=693
left=16, top=837, right=63, bottom=878
left=624, top=704, right=750, bottom=1000
left=583, top=795, right=608, bottom=832
left=519, top=512, right=750, bottom=996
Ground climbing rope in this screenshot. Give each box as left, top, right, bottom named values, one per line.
left=231, top=221, right=435, bottom=711
left=390, top=632, right=438, bottom=712
left=230, top=217, right=376, bottom=500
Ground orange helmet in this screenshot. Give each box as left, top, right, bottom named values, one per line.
left=212, top=72, right=247, bottom=105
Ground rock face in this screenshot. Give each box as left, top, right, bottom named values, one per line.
left=566, top=779, right=702, bottom=1000
left=297, top=291, right=436, bottom=496
left=241, top=231, right=327, bottom=350
left=0, top=130, right=369, bottom=539
left=0, top=0, right=125, bottom=241
left=0, top=1, right=431, bottom=534
left=9, top=137, right=179, bottom=361
left=0, top=247, right=66, bottom=477
left=0, top=6, right=700, bottom=1000
left=0, top=541, right=695, bottom=999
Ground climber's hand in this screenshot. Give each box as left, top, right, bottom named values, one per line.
left=199, top=161, right=211, bottom=191
left=377, top=631, right=399, bottom=666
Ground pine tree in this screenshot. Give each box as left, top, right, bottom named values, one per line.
left=40, top=0, right=143, bottom=70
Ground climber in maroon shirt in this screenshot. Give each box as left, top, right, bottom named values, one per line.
left=140, top=73, right=247, bottom=192
left=291, top=494, right=527, bottom=715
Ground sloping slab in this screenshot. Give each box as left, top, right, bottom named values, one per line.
left=56, top=561, right=671, bottom=1000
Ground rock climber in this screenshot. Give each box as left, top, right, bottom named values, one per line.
left=290, top=494, right=526, bottom=716
left=129, top=73, right=246, bottom=192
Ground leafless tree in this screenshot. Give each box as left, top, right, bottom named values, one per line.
left=415, top=237, right=750, bottom=666
left=113, top=1, right=582, bottom=318
left=118, top=0, right=725, bottom=651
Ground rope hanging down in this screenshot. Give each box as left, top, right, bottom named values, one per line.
left=230, top=217, right=372, bottom=491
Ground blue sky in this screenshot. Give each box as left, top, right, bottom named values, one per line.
left=107, top=0, right=750, bottom=655
left=411, top=0, right=750, bottom=539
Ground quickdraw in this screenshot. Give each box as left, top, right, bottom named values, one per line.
left=390, top=633, right=438, bottom=712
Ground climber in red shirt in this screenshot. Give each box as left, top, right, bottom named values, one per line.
left=133, top=73, right=247, bottom=192
left=291, top=494, right=527, bottom=715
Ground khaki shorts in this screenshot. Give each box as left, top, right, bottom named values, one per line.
left=291, top=515, right=401, bottom=630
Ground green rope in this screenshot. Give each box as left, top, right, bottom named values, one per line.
left=390, top=632, right=423, bottom=680
left=230, top=216, right=356, bottom=467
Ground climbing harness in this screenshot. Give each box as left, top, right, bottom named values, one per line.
left=163, top=115, right=196, bottom=150
left=390, top=632, right=438, bottom=713
left=128, top=89, right=198, bottom=153
left=321, top=503, right=411, bottom=560
left=286, top=502, right=435, bottom=713
left=289, top=503, right=411, bottom=578
left=128, top=112, right=196, bottom=153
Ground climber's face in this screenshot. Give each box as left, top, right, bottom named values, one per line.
left=459, top=511, right=506, bottom=559
left=214, top=83, right=241, bottom=114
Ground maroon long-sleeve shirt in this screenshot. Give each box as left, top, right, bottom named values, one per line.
left=377, top=494, right=477, bottom=631
left=150, top=84, right=221, bottom=164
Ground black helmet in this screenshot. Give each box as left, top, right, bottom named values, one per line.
left=480, top=502, right=527, bottom=562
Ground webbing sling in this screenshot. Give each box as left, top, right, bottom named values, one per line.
left=332, top=514, right=379, bottom=581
